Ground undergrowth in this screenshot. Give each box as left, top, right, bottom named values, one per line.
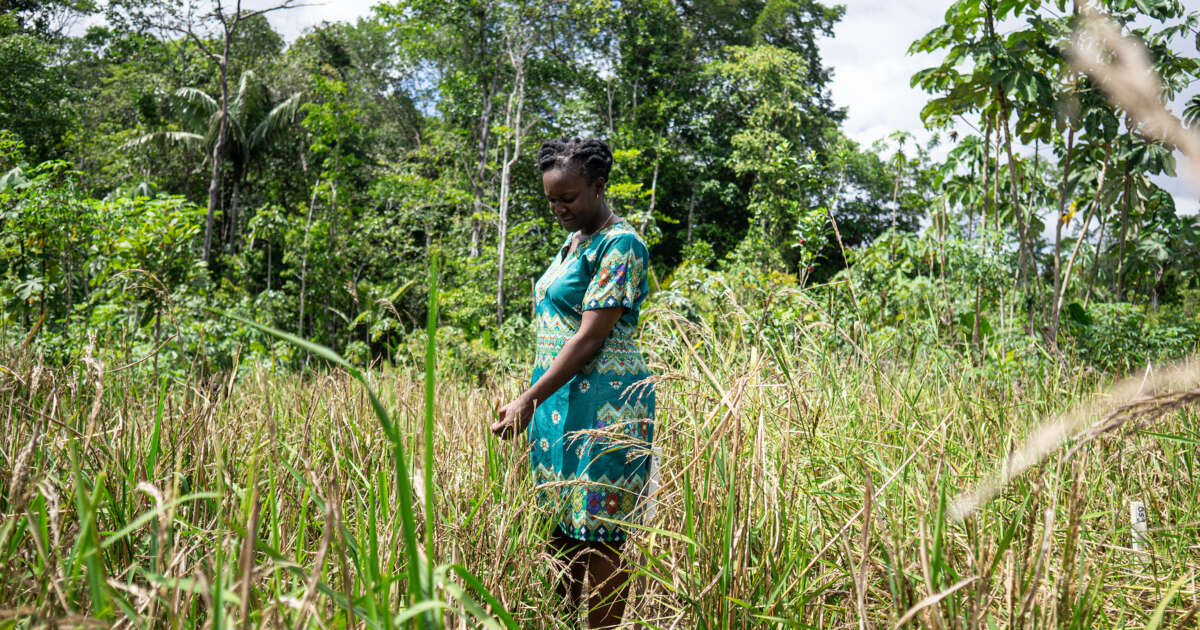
left=2, top=278, right=1199, bottom=628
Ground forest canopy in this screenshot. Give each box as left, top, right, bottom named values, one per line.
left=1, top=0, right=1199, bottom=373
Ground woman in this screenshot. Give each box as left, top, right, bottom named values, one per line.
left=491, top=137, right=655, bottom=628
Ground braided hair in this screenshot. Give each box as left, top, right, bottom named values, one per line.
left=536, top=137, right=614, bottom=183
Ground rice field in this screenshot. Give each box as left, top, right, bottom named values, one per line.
left=2, top=286, right=1199, bottom=628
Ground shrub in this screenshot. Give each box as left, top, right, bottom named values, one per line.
left=1066, top=302, right=1200, bottom=372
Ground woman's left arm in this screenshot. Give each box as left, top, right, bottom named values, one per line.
left=491, top=306, right=624, bottom=439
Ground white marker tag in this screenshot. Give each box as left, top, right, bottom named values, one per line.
left=1130, top=500, right=1148, bottom=554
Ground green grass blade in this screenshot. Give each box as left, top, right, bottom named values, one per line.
left=218, top=310, right=432, bottom=628
left=423, top=248, right=439, bottom=628
left=440, top=564, right=519, bottom=630
left=100, top=492, right=220, bottom=549
left=147, top=378, right=166, bottom=477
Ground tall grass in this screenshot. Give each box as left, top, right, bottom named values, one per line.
left=2, top=278, right=1199, bottom=627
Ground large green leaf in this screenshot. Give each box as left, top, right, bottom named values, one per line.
left=1065, top=302, right=1092, bottom=327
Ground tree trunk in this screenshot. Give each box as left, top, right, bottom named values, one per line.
left=971, top=110, right=994, bottom=361
left=203, top=30, right=232, bottom=266
left=469, top=8, right=495, bottom=260
left=1047, top=121, right=1080, bottom=348
left=686, top=191, right=696, bottom=245
left=470, top=91, right=492, bottom=258
left=990, top=110, right=1000, bottom=234
left=971, top=280, right=984, bottom=363
left=496, top=34, right=526, bottom=329
left=1000, top=96, right=1040, bottom=289
left=981, top=1, right=996, bottom=239
left=228, top=175, right=242, bottom=254
left=298, top=179, right=320, bottom=339
left=605, top=79, right=615, bottom=137
left=1151, top=266, right=1163, bottom=311
left=940, top=196, right=953, bottom=328
left=1051, top=139, right=1111, bottom=345
left=645, top=157, right=659, bottom=236
left=1084, top=207, right=1107, bottom=307
left=325, top=180, right=338, bottom=343
left=1115, top=168, right=1132, bottom=299
left=19, top=235, right=26, bottom=331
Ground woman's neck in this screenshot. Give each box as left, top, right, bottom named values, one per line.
left=577, top=204, right=615, bottom=238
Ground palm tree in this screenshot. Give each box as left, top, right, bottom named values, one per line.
left=1184, top=94, right=1200, bottom=128
left=126, top=70, right=302, bottom=260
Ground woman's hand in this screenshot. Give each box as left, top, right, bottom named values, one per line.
left=491, top=394, right=535, bottom=440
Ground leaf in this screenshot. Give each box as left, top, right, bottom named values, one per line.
left=249, top=91, right=304, bottom=152
left=435, top=564, right=516, bottom=629
left=392, top=601, right=453, bottom=625
left=1183, top=94, right=1200, bottom=128
left=173, top=87, right=218, bottom=121
left=1065, top=302, right=1092, bottom=327
left=1145, top=574, right=1188, bottom=630
left=119, top=131, right=205, bottom=152
left=0, top=166, right=29, bottom=190
left=100, top=492, right=221, bottom=549
left=958, top=312, right=993, bottom=337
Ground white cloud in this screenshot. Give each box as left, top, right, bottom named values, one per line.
left=821, top=1, right=948, bottom=151
left=245, top=0, right=378, bottom=41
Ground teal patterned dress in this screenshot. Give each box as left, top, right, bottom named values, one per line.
left=530, top=219, right=655, bottom=542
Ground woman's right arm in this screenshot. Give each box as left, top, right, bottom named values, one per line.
left=490, top=306, right=624, bottom=439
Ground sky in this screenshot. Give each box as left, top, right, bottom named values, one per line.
left=819, top=1, right=1199, bottom=216
left=233, top=1, right=1200, bottom=215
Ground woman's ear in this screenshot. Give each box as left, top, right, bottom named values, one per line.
left=591, top=176, right=607, bottom=198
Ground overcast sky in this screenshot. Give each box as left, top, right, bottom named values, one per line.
left=246, top=0, right=1200, bottom=215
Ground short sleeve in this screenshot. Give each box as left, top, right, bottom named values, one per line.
left=582, top=234, right=648, bottom=312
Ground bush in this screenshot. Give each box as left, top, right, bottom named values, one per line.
left=1066, top=302, right=1200, bottom=372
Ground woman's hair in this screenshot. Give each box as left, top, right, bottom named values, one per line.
left=537, top=137, right=614, bottom=183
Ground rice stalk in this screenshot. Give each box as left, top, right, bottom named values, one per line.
left=951, top=360, right=1200, bottom=521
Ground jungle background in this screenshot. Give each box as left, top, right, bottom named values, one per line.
left=4, top=0, right=1200, bottom=627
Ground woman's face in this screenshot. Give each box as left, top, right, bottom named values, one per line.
left=542, top=167, right=606, bottom=233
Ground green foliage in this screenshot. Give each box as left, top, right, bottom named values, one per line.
left=0, top=0, right=1197, bottom=382
left=911, top=0, right=1200, bottom=350
left=0, top=160, right=206, bottom=360
left=1, top=0, right=949, bottom=369
left=707, top=45, right=820, bottom=269
left=0, top=14, right=71, bottom=161
left=1066, top=302, right=1200, bottom=372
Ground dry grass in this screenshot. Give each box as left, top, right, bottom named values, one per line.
left=2, top=286, right=1200, bottom=628
left=951, top=359, right=1200, bottom=522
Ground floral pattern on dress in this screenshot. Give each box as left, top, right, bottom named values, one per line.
left=582, top=239, right=646, bottom=312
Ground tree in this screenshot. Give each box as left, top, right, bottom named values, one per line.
left=126, top=70, right=302, bottom=255
left=604, top=0, right=858, bottom=268
left=912, top=0, right=1199, bottom=346
left=2, top=0, right=93, bottom=39
left=0, top=14, right=70, bottom=161
left=495, top=12, right=532, bottom=328
left=704, top=44, right=821, bottom=271
left=116, top=0, right=304, bottom=264
left=294, top=73, right=364, bottom=341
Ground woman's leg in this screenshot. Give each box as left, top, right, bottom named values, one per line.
left=548, top=529, right=586, bottom=609
left=549, top=531, right=630, bottom=629
left=584, top=541, right=628, bottom=629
